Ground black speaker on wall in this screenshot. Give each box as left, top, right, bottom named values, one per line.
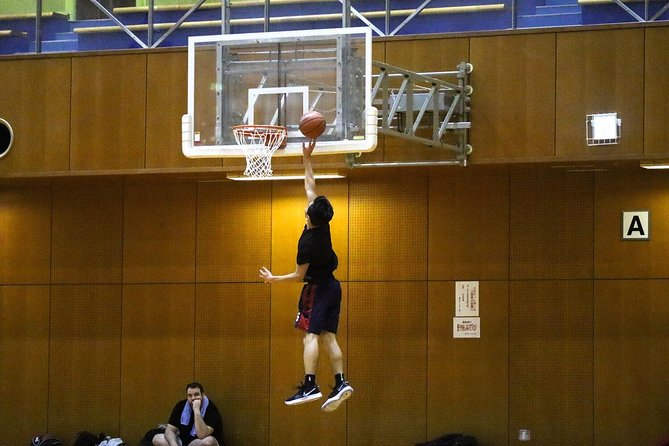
left=0, top=118, right=14, bottom=159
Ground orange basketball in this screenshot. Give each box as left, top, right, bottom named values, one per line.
left=299, top=111, right=326, bottom=139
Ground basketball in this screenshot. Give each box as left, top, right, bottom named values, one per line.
left=299, top=111, right=326, bottom=139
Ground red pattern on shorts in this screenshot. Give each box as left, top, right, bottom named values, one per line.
left=295, top=283, right=317, bottom=331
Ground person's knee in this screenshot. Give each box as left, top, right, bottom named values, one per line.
left=191, top=438, right=219, bottom=446
left=321, top=331, right=339, bottom=347
left=305, top=332, right=319, bottom=341
left=304, top=332, right=319, bottom=346
left=152, top=434, right=168, bottom=446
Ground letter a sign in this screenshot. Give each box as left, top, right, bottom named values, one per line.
left=622, top=211, right=650, bottom=240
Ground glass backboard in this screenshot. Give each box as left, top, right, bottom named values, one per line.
left=182, top=27, right=377, bottom=158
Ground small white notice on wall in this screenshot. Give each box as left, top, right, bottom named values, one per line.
left=453, top=317, right=480, bottom=338
left=622, top=210, right=650, bottom=240
left=455, top=281, right=479, bottom=317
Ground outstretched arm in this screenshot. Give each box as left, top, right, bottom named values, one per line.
left=303, top=140, right=317, bottom=203
left=259, top=263, right=309, bottom=284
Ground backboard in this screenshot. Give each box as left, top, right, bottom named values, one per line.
left=182, top=27, right=377, bottom=158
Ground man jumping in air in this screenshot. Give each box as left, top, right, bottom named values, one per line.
left=259, top=139, right=353, bottom=412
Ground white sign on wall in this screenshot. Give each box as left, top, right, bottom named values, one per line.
left=453, top=317, right=480, bottom=338
left=454, top=281, right=480, bottom=338
left=622, top=210, right=650, bottom=240
left=455, top=281, right=479, bottom=317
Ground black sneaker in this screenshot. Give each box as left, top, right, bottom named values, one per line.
left=321, top=381, right=354, bottom=412
left=284, top=382, right=322, bottom=406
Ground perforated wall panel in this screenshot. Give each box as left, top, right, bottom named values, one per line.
left=52, top=181, right=123, bottom=284
left=195, top=283, right=271, bottom=446
left=349, top=171, right=427, bottom=281
left=123, top=182, right=197, bottom=283
left=595, top=170, right=669, bottom=278
left=196, top=181, right=271, bottom=283
left=271, top=180, right=349, bottom=281
left=268, top=277, right=348, bottom=445
left=348, top=281, right=427, bottom=444
left=509, top=280, right=593, bottom=445
left=0, top=286, right=50, bottom=445
left=427, top=281, right=509, bottom=445
left=0, top=185, right=51, bottom=284
left=510, top=172, right=593, bottom=280
left=594, top=280, right=669, bottom=445
left=121, top=284, right=195, bottom=441
left=429, top=170, right=509, bottom=280
left=49, top=285, right=122, bottom=435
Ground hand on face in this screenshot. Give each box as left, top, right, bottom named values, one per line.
left=191, top=397, right=202, bottom=411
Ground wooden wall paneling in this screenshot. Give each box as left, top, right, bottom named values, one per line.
left=428, top=169, right=509, bottom=280
left=594, top=280, right=669, bottom=446
left=268, top=283, right=348, bottom=445
left=594, top=170, right=669, bottom=278
left=510, top=171, right=593, bottom=280
left=427, top=281, right=509, bottom=445
left=0, top=57, right=70, bottom=174
left=373, top=40, right=385, bottom=64
left=51, top=180, right=123, bottom=283
left=123, top=181, right=196, bottom=283
left=49, top=284, right=122, bottom=439
left=270, top=180, right=349, bottom=281
left=0, top=184, right=52, bottom=284
left=120, top=284, right=195, bottom=441
left=509, top=280, right=593, bottom=446
left=644, top=27, right=669, bottom=156
left=469, top=33, right=556, bottom=162
left=70, top=54, right=147, bottom=171
left=145, top=51, right=222, bottom=169
left=195, top=283, right=271, bottom=446
left=0, top=286, right=50, bottom=445
left=268, top=180, right=349, bottom=445
left=383, top=37, right=470, bottom=162
left=556, top=28, right=644, bottom=158
left=349, top=169, right=427, bottom=281
left=348, top=281, right=427, bottom=445
left=196, top=181, right=271, bottom=283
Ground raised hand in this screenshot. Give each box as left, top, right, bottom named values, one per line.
left=302, top=139, right=316, bottom=157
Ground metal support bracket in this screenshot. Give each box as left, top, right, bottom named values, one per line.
left=369, top=60, right=473, bottom=163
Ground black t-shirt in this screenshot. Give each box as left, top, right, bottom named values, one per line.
left=168, top=399, right=224, bottom=446
left=296, top=223, right=338, bottom=282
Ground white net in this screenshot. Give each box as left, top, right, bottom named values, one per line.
left=233, top=125, right=287, bottom=178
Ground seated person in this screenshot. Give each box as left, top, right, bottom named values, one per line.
left=152, top=382, right=223, bottom=446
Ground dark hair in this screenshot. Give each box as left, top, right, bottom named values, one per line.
left=186, top=382, right=204, bottom=393
left=307, top=196, right=334, bottom=226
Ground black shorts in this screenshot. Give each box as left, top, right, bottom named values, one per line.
left=294, top=277, right=341, bottom=334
